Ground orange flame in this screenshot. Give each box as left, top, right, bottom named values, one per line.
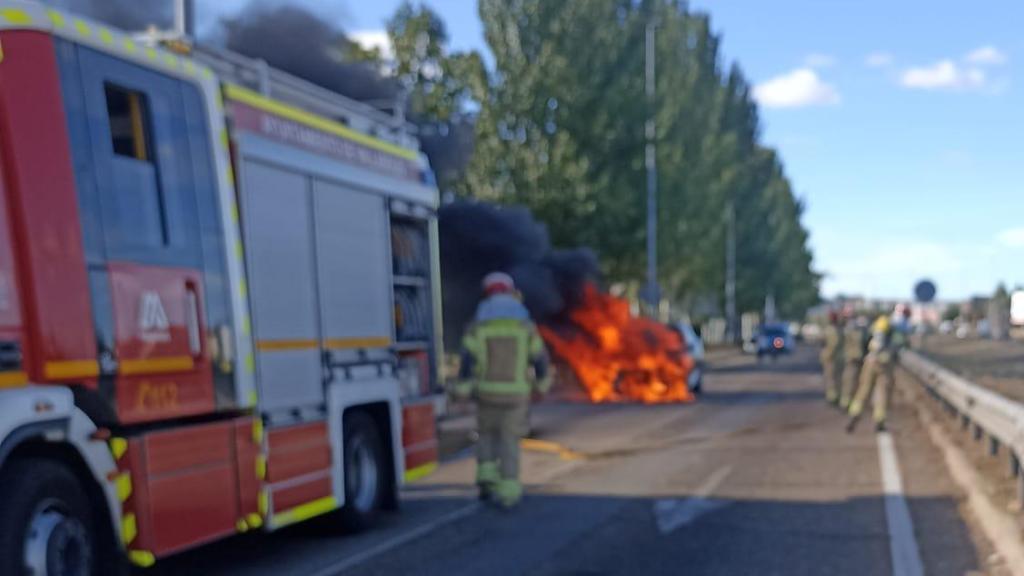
left=539, top=283, right=695, bottom=404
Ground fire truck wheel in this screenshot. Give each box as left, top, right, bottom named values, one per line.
left=0, top=458, right=97, bottom=576
left=340, top=412, right=385, bottom=531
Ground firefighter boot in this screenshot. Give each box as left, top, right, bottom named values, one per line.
left=494, top=478, right=523, bottom=509
left=476, top=461, right=499, bottom=501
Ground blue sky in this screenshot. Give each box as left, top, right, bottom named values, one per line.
left=202, top=1, right=1023, bottom=301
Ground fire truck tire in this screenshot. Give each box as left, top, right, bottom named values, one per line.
left=339, top=412, right=385, bottom=532
left=0, top=457, right=101, bottom=576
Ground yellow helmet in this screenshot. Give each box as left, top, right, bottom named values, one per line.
left=872, top=315, right=890, bottom=333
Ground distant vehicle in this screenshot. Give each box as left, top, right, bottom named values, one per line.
left=757, top=323, right=793, bottom=359
left=672, top=322, right=705, bottom=393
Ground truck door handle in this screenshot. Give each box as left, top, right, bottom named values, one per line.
left=185, top=285, right=202, bottom=356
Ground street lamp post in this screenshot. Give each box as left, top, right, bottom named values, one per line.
left=643, top=18, right=660, bottom=312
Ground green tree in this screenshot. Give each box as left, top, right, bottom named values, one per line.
left=466, top=0, right=819, bottom=318
left=385, top=3, right=488, bottom=123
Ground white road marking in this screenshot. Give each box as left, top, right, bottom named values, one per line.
left=876, top=432, right=925, bottom=576
left=653, top=465, right=733, bottom=534
left=310, top=502, right=480, bottom=576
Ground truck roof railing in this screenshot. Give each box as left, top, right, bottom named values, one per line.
left=136, top=31, right=420, bottom=151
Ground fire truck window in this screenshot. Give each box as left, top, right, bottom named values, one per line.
left=104, top=84, right=151, bottom=162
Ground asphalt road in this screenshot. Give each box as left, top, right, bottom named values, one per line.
left=154, top=347, right=992, bottom=576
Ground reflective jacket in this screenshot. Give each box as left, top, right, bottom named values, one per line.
left=821, top=324, right=845, bottom=363
left=458, top=318, right=550, bottom=404
left=843, top=323, right=870, bottom=363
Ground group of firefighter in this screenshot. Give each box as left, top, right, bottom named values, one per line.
left=820, top=304, right=912, bottom=432
left=455, top=270, right=919, bottom=509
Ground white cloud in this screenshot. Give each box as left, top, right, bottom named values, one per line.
left=900, top=59, right=986, bottom=90
left=965, top=45, right=1007, bottom=66
left=804, top=53, right=836, bottom=69
left=998, top=228, right=1024, bottom=248
left=349, top=29, right=393, bottom=60
left=899, top=46, right=1008, bottom=92
left=753, top=68, right=840, bottom=109
left=865, top=51, right=893, bottom=68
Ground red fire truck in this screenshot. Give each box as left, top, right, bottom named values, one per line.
left=0, top=2, right=444, bottom=573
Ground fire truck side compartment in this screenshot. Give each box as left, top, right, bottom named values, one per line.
left=241, top=159, right=324, bottom=414
left=121, top=416, right=257, bottom=558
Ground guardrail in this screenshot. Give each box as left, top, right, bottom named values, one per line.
left=900, top=350, right=1024, bottom=505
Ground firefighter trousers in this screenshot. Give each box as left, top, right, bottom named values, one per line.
left=476, top=400, right=529, bottom=507
left=822, top=354, right=844, bottom=403
left=848, top=356, right=894, bottom=424
left=839, top=360, right=863, bottom=409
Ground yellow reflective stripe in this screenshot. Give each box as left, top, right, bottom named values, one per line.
left=162, top=53, right=178, bottom=68
left=257, top=490, right=269, bottom=516
left=271, top=496, right=338, bottom=529
left=122, top=38, right=137, bottom=54
left=403, top=461, right=437, bottom=483
left=115, top=473, right=132, bottom=502
left=236, top=519, right=248, bottom=533
left=477, top=380, right=531, bottom=395
left=238, top=277, right=246, bottom=297
left=241, top=315, right=251, bottom=336
left=145, top=47, right=157, bottom=61
left=247, top=388, right=258, bottom=405
left=256, top=339, right=317, bottom=351
left=44, top=359, right=99, bottom=380
left=0, top=370, right=27, bottom=389
left=128, top=550, right=155, bottom=568
left=0, top=8, right=32, bottom=25
left=121, top=513, right=137, bottom=544
left=224, top=84, right=419, bottom=161
left=109, top=437, right=128, bottom=460
left=252, top=418, right=264, bottom=443
left=98, top=28, right=113, bottom=45
left=246, top=513, right=263, bottom=529
left=255, top=454, right=266, bottom=479
left=46, top=9, right=65, bottom=28
left=323, top=337, right=391, bottom=350
left=183, top=60, right=196, bottom=75
left=244, top=353, right=255, bottom=374
left=120, top=356, right=194, bottom=376
left=73, top=19, right=91, bottom=37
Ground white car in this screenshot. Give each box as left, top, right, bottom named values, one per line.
left=673, top=322, right=706, bottom=393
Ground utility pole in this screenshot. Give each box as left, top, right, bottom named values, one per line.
left=643, top=18, right=660, bottom=312
left=725, top=200, right=737, bottom=343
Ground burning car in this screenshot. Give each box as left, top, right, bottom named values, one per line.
left=539, top=284, right=696, bottom=404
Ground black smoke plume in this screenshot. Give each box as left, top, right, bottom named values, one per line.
left=440, top=201, right=598, bottom=349
left=221, top=5, right=397, bottom=103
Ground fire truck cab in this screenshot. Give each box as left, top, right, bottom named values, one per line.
left=0, top=2, right=442, bottom=573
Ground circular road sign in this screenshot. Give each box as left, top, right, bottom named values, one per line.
left=914, top=279, right=937, bottom=303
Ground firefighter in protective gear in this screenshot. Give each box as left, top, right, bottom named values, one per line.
left=456, top=272, right=551, bottom=508
left=839, top=312, right=871, bottom=410
left=846, top=307, right=910, bottom=432
left=820, top=310, right=845, bottom=405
